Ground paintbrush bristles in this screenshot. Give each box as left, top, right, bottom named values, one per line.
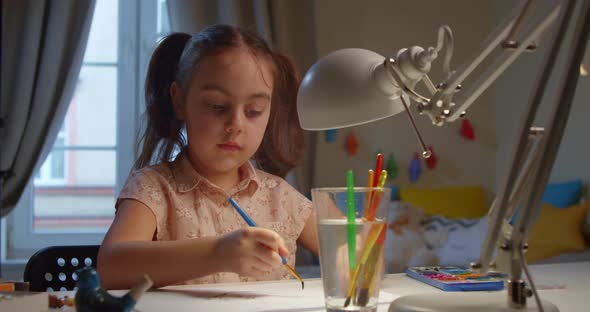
left=285, top=263, right=304, bottom=289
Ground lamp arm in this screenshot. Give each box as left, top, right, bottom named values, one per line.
left=486, top=128, right=544, bottom=222
left=479, top=128, right=544, bottom=275
left=477, top=0, right=590, bottom=308
left=510, top=0, right=590, bottom=272
left=508, top=2, right=589, bottom=308
left=447, top=8, right=559, bottom=122
left=436, top=26, right=454, bottom=79
left=421, top=1, right=561, bottom=125
left=477, top=0, right=573, bottom=276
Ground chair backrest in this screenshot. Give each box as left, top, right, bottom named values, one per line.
left=23, top=245, right=100, bottom=292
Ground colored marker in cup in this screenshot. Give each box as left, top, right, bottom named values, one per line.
left=346, top=170, right=357, bottom=273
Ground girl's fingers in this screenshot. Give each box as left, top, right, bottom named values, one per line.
left=247, top=228, right=289, bottom=259
left=248, top=227, right=281, bottom=247
left=254, top=243, right=283, bottom=268
left=237, top=252, right=274, bottom=276
left=244, top=263, right=271, bottom=277
left=277, top=245, right=289, bottom=259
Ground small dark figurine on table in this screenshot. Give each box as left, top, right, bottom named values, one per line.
left=75, top=267, right=153, bottom=312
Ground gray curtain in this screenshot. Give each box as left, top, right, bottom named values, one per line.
left=1, top=0, right=96, bottom=216
left=166, top=0, right=318, bottom=196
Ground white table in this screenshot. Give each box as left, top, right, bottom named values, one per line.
left=59, top=261, right=590, bottom=312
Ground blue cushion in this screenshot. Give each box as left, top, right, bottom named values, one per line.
left=541, top=180, right=583, bottom=208
left=390, top=186, right=400, bottom=201
left=510, top=179, right=583, bottom=223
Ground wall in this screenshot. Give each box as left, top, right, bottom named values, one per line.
left=310, top=0, right=499, bottom=202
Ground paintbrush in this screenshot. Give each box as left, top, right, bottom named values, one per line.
left=343, top=222, right=385, bottom=307
left=228, top=197, right=304, bottom=289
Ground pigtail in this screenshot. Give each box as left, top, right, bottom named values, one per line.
left=254, top=52, right=305, bottom=178
left=134, top=33, right=191, bottom=170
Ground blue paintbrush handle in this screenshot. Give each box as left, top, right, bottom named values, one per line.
left=228, top=197, right=287, bottom=265
left=229, top=197, right=256, bottom=226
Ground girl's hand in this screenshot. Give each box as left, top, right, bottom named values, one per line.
left=215, top=227, right=289, bottom=277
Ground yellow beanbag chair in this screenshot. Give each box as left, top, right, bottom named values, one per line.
left=399, top=186, right=487, bottom=219
left=526, top=201, right=589, bottom=263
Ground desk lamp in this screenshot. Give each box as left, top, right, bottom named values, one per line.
left=297, top=0, right=590, bottom=311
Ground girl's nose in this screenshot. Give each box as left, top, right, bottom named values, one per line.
left=225, top=111, right=243, bottom=134
left=225, top=125, right=241, bottom=134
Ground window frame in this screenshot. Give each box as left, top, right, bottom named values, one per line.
left=5, top=0, right=163, bottom=260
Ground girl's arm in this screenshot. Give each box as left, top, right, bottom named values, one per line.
left=296, top=211, right=319, bottom=256
left=97, top=199, right=221, bottom=289
left=98, top=199, right=288, bottom=289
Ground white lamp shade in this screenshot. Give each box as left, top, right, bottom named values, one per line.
left=297, top=48, right=405, bottom=130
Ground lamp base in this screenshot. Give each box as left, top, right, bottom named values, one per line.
left=388, top=291, right=558, bottom=312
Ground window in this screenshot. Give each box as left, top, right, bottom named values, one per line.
left=6, top=0, right=170, bottom=259
left=35, top=124, right=67, bottom=185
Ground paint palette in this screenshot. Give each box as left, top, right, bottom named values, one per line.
left=406, top=266, right=505, bottom=291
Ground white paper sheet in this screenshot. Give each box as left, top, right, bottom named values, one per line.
left=139, top=280, right=400, bottom=312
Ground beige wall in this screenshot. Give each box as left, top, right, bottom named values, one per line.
left=310, top=0, right=499, bottom=202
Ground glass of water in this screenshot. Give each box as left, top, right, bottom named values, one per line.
left=312, top=187, right=390, bottom=312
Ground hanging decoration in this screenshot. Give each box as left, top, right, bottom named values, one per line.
left=460, top=119, right=475, bottom=141
left=424, top=146, right=438, bottom=169
left=345, top=132, right=358, bottom=156
left=387, top=152, right=398, bottom=180
left=409, top=153, right=422, bottom=183
left=324, top=129, right=338, bottom=143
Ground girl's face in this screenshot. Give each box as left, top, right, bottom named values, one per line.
left=172, top=47, right=274, bottom=179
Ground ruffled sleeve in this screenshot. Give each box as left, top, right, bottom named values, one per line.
left=116, top=168, right=171, bottom=239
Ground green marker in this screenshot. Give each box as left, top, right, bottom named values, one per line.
left=346, top=170, right=356, bottom=271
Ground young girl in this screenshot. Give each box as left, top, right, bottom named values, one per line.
left=97, top=24, right=319, bottom=289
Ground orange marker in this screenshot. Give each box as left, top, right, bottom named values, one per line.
left=364, top=169, right=374, bottom=218
left=368, top=170, right=388, bottom=220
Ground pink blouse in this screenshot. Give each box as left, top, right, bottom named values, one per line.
left=116, top=151, right=313, bottom=284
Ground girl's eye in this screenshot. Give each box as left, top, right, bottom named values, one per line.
left=209, top=103, right=226, bottom=112
left=246, top=110, right=263, bottom=117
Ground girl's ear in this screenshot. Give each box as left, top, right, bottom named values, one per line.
left=170, top=82, right=185, bottom=120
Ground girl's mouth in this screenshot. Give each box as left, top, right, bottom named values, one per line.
left=218, top=142, right=241, bottom=151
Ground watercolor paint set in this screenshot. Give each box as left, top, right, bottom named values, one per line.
left=406, top=266, right=505, bottom=291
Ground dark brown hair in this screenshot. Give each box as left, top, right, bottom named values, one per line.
left=135, top=24, right=304, bottom=178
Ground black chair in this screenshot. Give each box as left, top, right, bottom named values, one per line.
left=23, top=245, right=100, bottom=292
